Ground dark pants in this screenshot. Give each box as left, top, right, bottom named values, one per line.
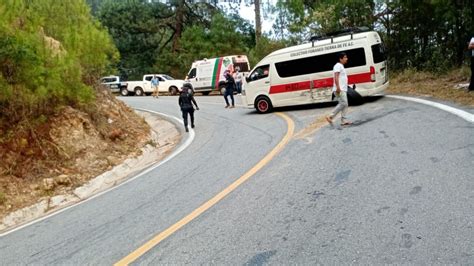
left=181, top=108, right=194, bottom=128
left=470, top=56, right=474, bottom=91
left=224, top=88, right=234, bottom=106
left=235, top=81, right=242, bottom=94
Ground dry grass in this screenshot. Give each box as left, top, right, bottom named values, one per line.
left=387, top=67, right=474, bottom=107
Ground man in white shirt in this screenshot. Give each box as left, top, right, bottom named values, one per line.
left=468, top=37, right=474, bottom=92
left=326, top=52, right=352, bottom=125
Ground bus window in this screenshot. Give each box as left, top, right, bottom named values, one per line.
left=275, top=48, right=366, bottom=78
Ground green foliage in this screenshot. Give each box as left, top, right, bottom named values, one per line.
left=176, top=13, right=249, bottom=75
left=276, top=0, right=474, bottom=72
left=0, top=0, right=118, bottom=127
left=98, top=0, right=172, bottom=79
left=248, top=37, right=288, bottom=67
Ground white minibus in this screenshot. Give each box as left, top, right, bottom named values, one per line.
left=242, top=28, right=389, bottom=113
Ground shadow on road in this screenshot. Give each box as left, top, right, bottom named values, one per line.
left=244, top=95, right=386, bottom=116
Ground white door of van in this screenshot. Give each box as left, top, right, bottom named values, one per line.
left=246, top=64, right=271, bottom=104
left=197, top=64, right=213, bottom=89
left=186, top=68, right=199, bottom=89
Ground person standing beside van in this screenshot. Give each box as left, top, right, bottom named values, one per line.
left=234, top=67, right=243, bottom=95
left=224, top=71, right=235, bottom=108
left=178, top=87, right=199, bottom=132
left=326, top=52, right=352, bottom=126
left=151, top=75, right=160, bottom=98
left=468, top=36, right=474, bottom=92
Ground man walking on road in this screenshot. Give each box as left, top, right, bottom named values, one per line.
left=178, top=87, right=199, bottom=132
left=326, top=52, right=352, bottom=126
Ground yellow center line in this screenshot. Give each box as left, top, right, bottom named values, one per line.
left=114, top=112, right=295, bottom=266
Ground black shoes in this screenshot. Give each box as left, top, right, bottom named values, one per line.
left=185, top=127, right=189, bottom=132
left=191, top=124, right=195, bottom=128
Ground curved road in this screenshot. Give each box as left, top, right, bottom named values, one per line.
left=0, top=95, right=473, bottom=264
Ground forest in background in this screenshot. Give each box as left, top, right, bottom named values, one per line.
left=0, top=0, right=473, bottom=129
left=87, top=0, right=474, bottom=80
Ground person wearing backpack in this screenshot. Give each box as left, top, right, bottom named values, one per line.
left=178, top=87, right=199, bottom=132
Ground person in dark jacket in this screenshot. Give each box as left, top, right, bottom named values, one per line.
left=178, top=87, right=199, bottom=132
left=223, top=71, right=235, bottom=108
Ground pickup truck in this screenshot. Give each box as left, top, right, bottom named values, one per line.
left=100, top=76, right=127, bottom=93
left=121, top=74, right=185, bottom=96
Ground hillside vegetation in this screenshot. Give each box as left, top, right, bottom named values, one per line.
left=0, top=0, right=151, bottom=217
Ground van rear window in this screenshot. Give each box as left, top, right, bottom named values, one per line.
left=234, top=62, right=249, bottom=72
left=275, top=48, right=366, bottom=78
left=371, top=44, right=386, bottom=63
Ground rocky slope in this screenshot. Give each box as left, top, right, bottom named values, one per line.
left=0, top=87, right=156, bottom=221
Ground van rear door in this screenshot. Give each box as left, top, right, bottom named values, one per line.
left=371, top=43, right=388, bottom=88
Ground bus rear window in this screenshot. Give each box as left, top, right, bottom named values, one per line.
left=371, top=44, right=386, bottom=63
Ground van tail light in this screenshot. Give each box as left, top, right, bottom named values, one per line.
left=370, top=66, right=376, bottom=82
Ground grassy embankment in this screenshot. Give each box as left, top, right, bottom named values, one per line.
left=387, top=67, right=474, bottom=107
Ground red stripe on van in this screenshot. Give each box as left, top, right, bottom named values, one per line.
left=348, top=72, right=372, bottom=84
left=269, top=71, right=373, bottom=94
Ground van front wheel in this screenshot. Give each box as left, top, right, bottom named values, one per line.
left=255, top=96, right=272, bottom=114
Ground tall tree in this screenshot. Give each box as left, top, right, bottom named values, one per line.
left=254, top=0, right=262, bottom=44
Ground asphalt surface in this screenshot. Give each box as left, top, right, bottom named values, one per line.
left=0, top=94, right=472, bottom=264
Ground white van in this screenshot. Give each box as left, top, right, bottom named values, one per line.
left=242, top=28, right=389, bottom=113
left=185, top=55, right=250, bottom=95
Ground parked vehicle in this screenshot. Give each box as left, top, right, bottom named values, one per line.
left=121, top=74, right=185, bottom=96
left=242, top=27, right=389, bottom=113
left=100, top=76, right=127, bottom=93
left=184, top=55, right=250, bottom=95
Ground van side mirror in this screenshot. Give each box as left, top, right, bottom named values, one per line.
left=246, top=76, right=250, bottom=83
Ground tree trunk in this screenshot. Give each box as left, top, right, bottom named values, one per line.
left=254, top=0, right=262, bottom=44
left=172, top=0, right=185, bottom=54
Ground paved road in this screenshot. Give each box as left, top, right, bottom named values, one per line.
left=0, top=95, right=472, bottom=264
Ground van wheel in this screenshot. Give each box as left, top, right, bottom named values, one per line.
left=202, top=91, right=210, bottom=96
left=169, top=86, right=178, bottom=95
left=255, top=96, right=272, bottom=114
left=135, top=87, right=144, bottom=96
left=120, top=87, right=129, bottom=96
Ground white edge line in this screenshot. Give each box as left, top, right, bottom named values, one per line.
left=0, top=109, right=193, bottom=237
left=387, top=95, right=474, bottom=123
